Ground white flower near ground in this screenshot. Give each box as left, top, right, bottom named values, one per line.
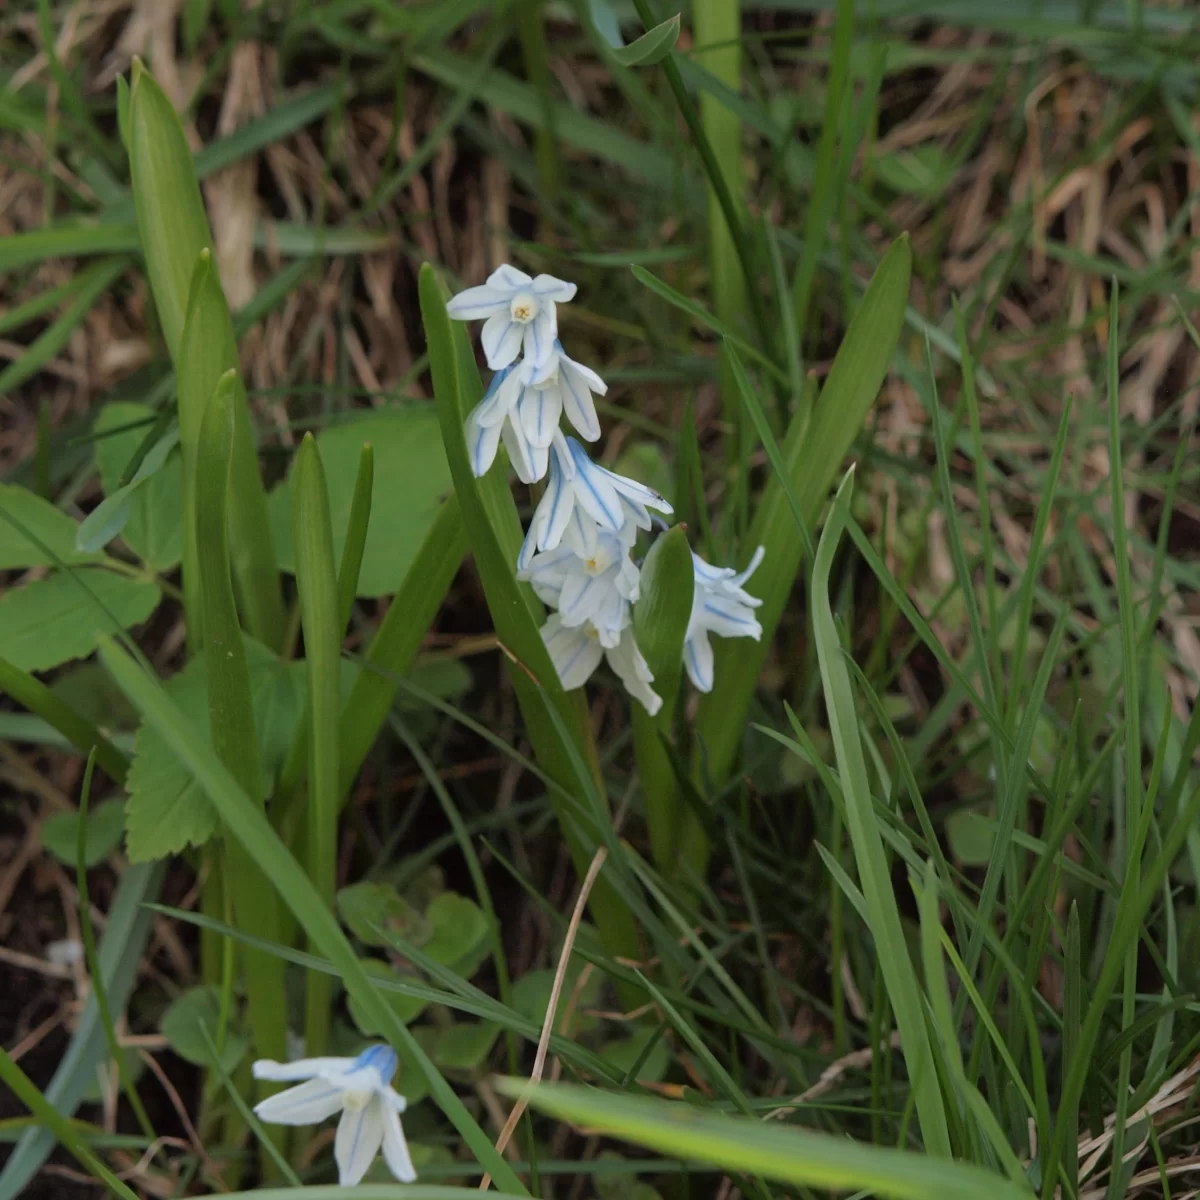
left=542, top=614, right=662, bottom=715
left=518, top=437, right=672, bottom=571
left=464, top=366, right=569, bottom=483
left=446, top=264, right=576, bottom=370
left=252, top=1045, right=415, bottom=1186
left=684, top=546, right=766, bottom=692
left=521, top=509, right=639, bottom=647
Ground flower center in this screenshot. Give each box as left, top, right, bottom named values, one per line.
left=510, top=292, right=538, bottom=323
left=343, top=1089, right=373, bottom=1113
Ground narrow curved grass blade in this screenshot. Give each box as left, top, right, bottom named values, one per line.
left=811, top=471, right=951, bottom=1157
left=494, top=1079, right=1033, bottom=1200
left=97, top=638, right=530, bottom=1195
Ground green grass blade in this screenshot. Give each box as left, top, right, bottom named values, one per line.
left=0, top=1048, right=138, bottom=1200
left=812, top=470, right=951, bottom=1156
left=96, top=639, right=530, bottom=1194
left=291, top=433, right=342, bottom=1057
left=336, top=443, right=374, bottom=630
left=695, top=234, right=911, bottom=788
left=495, top=1080, right=1032, bottom=1199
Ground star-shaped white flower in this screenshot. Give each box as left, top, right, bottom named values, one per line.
left=684, top=546, right=766, bottom=692
left=253, top=1045, right=415, bottom=1186
left=542, top=614, right=662, bottom=715
left=446, top=264, right=576, bottom=370
left=465, top=366, right=567, bottom=484
left=521, top=509, right=639, bottom=647
left=517, top=437, right=672, bottom=571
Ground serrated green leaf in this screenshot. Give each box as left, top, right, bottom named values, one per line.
left=84, top=403, right=182, bottom=567
left=610, top=13, right=680, bottom=66
left=0, top=484, right=102, bottom=569
left=337, top=881, right=431, bottom=949
left=160, top=986, right=249, bottom=1075
left=0, top=570, right=159, bottom=673
left=40, top=799, right=125, bottom=868
left=268, top=409, right=451, bottom=598
left=123, top=637, right=308, bottom=862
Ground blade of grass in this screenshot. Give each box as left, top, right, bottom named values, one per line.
left=96, top=638, right=530, bottom=1195
left=811, top=470, right=951, bottom=1156
left=291, top=433, right=342, bottom=1058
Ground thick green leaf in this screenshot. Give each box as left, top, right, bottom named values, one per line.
left=611, top=14, right=680, bottom=65
left=160, top=986, right=249, bottom=1074
left=0, top=483, right=102, bottom=569
left=41, top=799, right=125, bottom=868
left=97, top=638, right=530, bottom=1194
left=631, top=526, right=694, bottom=873
left=0, top=569, right=159, bottom=673
left=348, top=958, right=430, bottom=1034
left=695, top=234, right=912, bottom=786
left=423, top=892, right=490, bottom=976
left=428, top=1021, right=498, bottom=1071
left=495, top=1080, right=1032, bottom=1199
left=85, top=402, right=182, bottom=567
left=270, top=410, right=452, bottom=597
left=123, top=637, right=307, bottom=861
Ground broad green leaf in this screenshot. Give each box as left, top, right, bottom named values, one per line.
left=97, top=638, right=530, bottom=1194
left=85, top=402, right=182, bottom=567
left=512, top=963, right=602, bottom=1035
left=427, top=1021, right=498, bottom=1072
left=41, top=799, right=125, bottom=868
left=945, top=809, right=995, bottom=866
left=0, top=570, right=160, bottom=673
left=495, top=1080, right=1032, bottom=1200
left=611, top=14, right=680, bottom=66
left=123, top=637, right=307, bottom=861
left=631, top=526, right=694, bottom=873
left=876, top=145, right=954, bottom=197
left=160, top=986, right=249, bottom=1075
left=269, top=410, right=452, bottom=597
left=0, top=483, right=101, bottom=569
left=602, top=1026, right=671, bottom=1084
left=695, top=235, right=912, bottom=787
left=337, top=882, right=430, bottom=949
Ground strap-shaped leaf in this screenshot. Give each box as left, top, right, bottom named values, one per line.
left=693, top=234, right=912, bottom=788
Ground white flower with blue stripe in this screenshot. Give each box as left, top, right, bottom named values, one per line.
left=253, top=1045, right=415, bottom=1186
left=520, top=509, right=639, bottom=647
left=518, top=437, right=672, bottom=571
left=446, top=264, right=574, bottom=370
left=542, top=614, right=662, bottom=715
left=684, top=547, right=766, bottom=692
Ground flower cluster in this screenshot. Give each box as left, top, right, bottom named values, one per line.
left=448, top=264, right=765, bottom=711
left=253, top=1045, right=415, bottom=1186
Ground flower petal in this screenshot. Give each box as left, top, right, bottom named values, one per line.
left=606, top=630, right=662, bottom=715
left=445, top=285, right=510, bottom=320
left=474, top=369, right=520, bottom=427
left=254, top=1078, right=345, bottom=1126
left=542, top=615, right=603, bottom=689
left=731, top=545, right=766, bottom=591
left=335, top=1096, right=386, bottom=1187
left=381, top=1102, right=418, bottom=1183
left=519, top=381, right=562, bottom=449
left=465, top=405, right=503, bottom=478
left=530, top=274, right=577, bottom=302
left=486, top=264, right=533, bottom=291
left=685, top=630, right=715, bottom=693
left=559, top=362, right=601, bottom=442
left=566, top=442, right=623, bottom=531
left=522, top=307, right=556, bottom=366
left=558, top=572, right=602, bottom=628
left=534, top=459, right=575, bottom=552
left=252, top=1057, right=354, bottom=1083
left=481, top=313, right=524, bottom=369
left=502, top=415, right=547, bottom=484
